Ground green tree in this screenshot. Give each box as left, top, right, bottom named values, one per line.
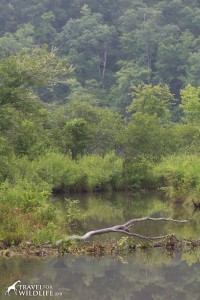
left=34, top=11, right=57, bottom=46
left=0, top=24, right=35, bottom=57
left=128, top=84, right=174, bottom=122
left=66, top=79, right=99, bottom=105
left=180, top=84, right=200, bottom=125
left=155, top=30, right=195, bottom=96
left=0, top=46, right=71, bottom=157
left=125, top=112, right=177, bottom=161
left=64, top=118, right=92, bottom=159
left=110, top=61, right=150, bottom=114
left=11, top=119, right=49, bottom=157
left=186, top=50, right=200, bottom=86
left=0, top=46, right=70, bottom=109
left=119, top=6, right=161, bottom=79
left=57, top=5, right=115, bottom=86
left=48, top=99, right=124, bottom=156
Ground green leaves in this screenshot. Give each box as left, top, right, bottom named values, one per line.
left=65, top=118, right=92, bottom=159
left=0, top=24, right=35, bottom=57
left=0, top=46, right=71, bottom=108
left=128, top=84, right=174, bottom=122
left=49, top=99, right=124, bottom=156
left=110, top=61, right=150, bottom=113
left=125, top=113, right=166, bottom=160
left=0, top=47, right=72, bottom=158
left=57, top=6, right=115, bottom=84
left=180, top=84, right=200, bottom=124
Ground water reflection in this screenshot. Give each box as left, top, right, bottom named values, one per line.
left=1, top=192, right=200, bottom=299
left=55, top=192, right=199, bottom=240
left=0, top=250, right=200, bottom=300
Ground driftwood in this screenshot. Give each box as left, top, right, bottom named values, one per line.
left=56, top=217, right=188, bottom=245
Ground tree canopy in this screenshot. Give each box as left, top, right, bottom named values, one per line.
left=1, top=0, right=200, bottom=108
left=1, top=0, right=200, bottom=247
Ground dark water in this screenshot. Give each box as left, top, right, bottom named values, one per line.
left=1, top=192, right=200, bottom=300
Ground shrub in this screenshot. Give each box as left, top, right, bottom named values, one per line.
left=35, top=152, right=83, bottom=192
left=155, top=154, right=200, bottom=201
left=32, top=222, right=60, bottom=245
left=0, top=180, right=50, bottom=212
left=123, top=155, right=156, bottom=190
left=78, top=152, right=124, bottom=191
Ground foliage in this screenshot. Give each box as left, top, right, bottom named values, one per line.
left=155, top=154, right=200, bottom=200
left=0, top=179, right=50, bottom=212
left=128, top=84, right=174, bottom=122
left=125, top=113, right=173, bottom=161
left=64, top=118, right=92, bottom=159
left=35, top=152, right=81, bottom=192
left=64, top=198, right=83, bottom=230
left=2, top=0, right=200, bottom=246
left=78, top=152, right=124, bottom=191
left=110, top=61, right=150, bottom=113
left=1, top=0, right=200, bottom=103
left=180, top=84, right=200, bottom=124
left=123, top=155, right=155, bottom=190
left=0, top=23, right=35, bottom=57
left=57, top=5, right=115, bottom=85
left=48, top=100, right=124, bottom=155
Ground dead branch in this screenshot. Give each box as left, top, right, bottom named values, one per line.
left=123, top=217, right=188, bottom=227
left=56, top=217, right=188, bottom=245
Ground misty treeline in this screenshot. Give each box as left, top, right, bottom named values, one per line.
left=1, top=0, right=200, bottom=110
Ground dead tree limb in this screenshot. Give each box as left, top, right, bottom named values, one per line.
left=56, top=217, right=188, bottom=245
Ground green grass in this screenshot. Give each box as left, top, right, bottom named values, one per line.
left=0, top=151, right=124, bottom=244
left=155, top=154, right=200, bottom=202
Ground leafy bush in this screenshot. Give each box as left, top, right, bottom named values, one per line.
left=32, top=222, right=60, bottom=245
left=78, top=152, right=124, bottom=191
left=0, top=180, right=50, bottom=212
left=30, top=151, right=124, bottom=192
left=0, top=184, right=83, bottom=244
left=155, top=154, right=200, bottom=201
left=0, top=205, right=28, bottom=245
left=123, top=155, right=156, bottom=190
left=35, top=151, right=85, bottom=192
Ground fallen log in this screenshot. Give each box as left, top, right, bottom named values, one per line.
left=56, top=217, right=189, bottom=245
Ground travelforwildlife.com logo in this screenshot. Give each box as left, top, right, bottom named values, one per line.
left=5, top=280, right=63, bottom=297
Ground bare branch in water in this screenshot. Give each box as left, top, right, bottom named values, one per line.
left=56, top=217, right=188, bottom=244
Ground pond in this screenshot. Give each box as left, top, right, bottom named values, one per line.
left=59, top=191, right=199, bottom=241
left=1, top=192, right=200, bottom=300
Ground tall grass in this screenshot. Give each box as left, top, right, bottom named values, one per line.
left=155, top=154, right=200, bottom=201
left=78, top=152, right=123, bottom=191
left=0, top=151, right=124, bottom=244
left=2, top=150, right=199, bottom=244
left=123, top=155, right=156, bottom=190
left=34, top=151, right=123, bottom=192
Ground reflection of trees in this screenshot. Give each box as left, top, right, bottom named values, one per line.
left=75, top=192, right=173, bottom=235
left=55, top=192, right=200, bottom=243
left=58, top=253, right=200, bottom=300
left=0, top=257, right=43, bottom=295
left=1, top=251, right=200, bottom=299
left=1, top=192, right=200, bottom=299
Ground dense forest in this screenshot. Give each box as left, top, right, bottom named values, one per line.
left=1, top=0, right=200, bottom=245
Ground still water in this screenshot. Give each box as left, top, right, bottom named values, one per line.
left=1, top=192, right=200, bottom=300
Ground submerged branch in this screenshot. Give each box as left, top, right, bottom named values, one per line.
left=56, top=217, right=188, bottom=244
